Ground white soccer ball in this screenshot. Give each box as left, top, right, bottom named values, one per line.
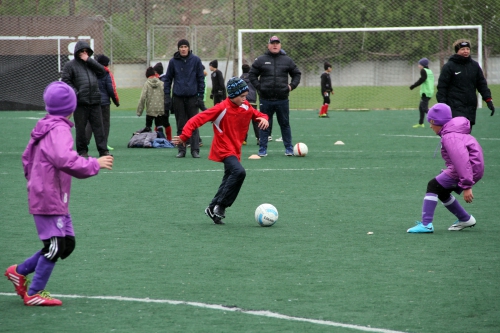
left=293, top=142, right=308, bottom=157
left=255, top=203, right=279, bottom=227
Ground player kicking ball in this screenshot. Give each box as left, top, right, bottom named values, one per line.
left=172, top=77, right=268, bottom=224
left=407, top=103, right=483, bottom=233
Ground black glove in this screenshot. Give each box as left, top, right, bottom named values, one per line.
left=209, top=94, right=214, bottom=100
left=196, top=95, right=204, bottom=109
left=164, top=95, right=172, bottom=112
left=487, top=100, right=495, bottom=116
left=409, top=85, right=416, bottom=90
left=115, top=103, right=120, bottom=107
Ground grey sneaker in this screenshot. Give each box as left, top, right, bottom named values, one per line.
left=448, top=215, right=476, bottom=231
left=275, top=137, right=283, bottom=142
left=213, top=205, right=226, bottom=219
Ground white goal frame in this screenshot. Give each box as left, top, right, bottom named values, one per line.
left=238, top=25, right=482, bottom=76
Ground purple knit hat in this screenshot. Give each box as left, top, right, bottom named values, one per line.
left=427, top=103, right=452, bottom=126
left=43, top=81, right=77, bottom=116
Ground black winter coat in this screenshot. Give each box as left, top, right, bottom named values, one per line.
left=249, top=50, right=301, bottom=101
left=436, top=54, right=491, bottom=125
left=61, top=40, right=106, bottom=106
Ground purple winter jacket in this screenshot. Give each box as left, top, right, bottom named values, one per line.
left=22, top=114, right=100, bottom=215
left=439, top=117, right=484, bottom=190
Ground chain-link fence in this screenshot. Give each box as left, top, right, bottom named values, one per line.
left=1, top=0, right=498, bottom=110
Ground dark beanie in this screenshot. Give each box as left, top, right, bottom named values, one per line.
left=209, top=60, right=218, bottom=68
left=153, top=62, right=163, bottom=75
left=145, top=67, right=156, bottom=78
left=97, top=55, right=110, bottom=67
left=227, top=77, right=249, bottom=98
left=324, top=62, right=332, bottom=70
left=418, top=58, right=429, bottom=67
left=178, top=39, right=190, bottom=49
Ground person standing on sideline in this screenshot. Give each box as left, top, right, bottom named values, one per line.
left=319, top=62, right=334, bottom=118
left=154, top=62, right=172, bottom=141
left=85, top=54, right=120, bottom=150
left=241, top=63, right=260, bottom=145
left=249, top=35, right=301, bottom=157
left=136, top=67, right=164, bottom=131
left=4, top=82, right=113, bottom=306
left=436, top=39, right=495, bottom=130
left=62, top=40, right=110, bottom=157
left=407, top=103, right=483, bottom=233
left=209, top=60, right=226, bottom=106
left=172, top=77, right=268, bottom=225
left=410, top=58, right=434, bottom=128
left=163, top=39, right=205, bottom=158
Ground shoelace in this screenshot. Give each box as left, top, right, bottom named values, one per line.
left=39, top=290, right=55, bottom=299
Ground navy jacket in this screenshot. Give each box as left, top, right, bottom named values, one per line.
left=98, top=71, right=119, bottom=106
left=163, top=51, right=205, bottom=98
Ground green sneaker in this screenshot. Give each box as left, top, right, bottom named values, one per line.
left=107, top=145, right=114, bottom=151
left=412, top=124, right=424, bottom=128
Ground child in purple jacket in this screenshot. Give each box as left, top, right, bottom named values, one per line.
left=4, top=82, right=114, bottom=306
left=407, top=103, right=484, bottom=233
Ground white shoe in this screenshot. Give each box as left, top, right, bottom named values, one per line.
left=268, top=136, right=272, bottom=141
left=448, top=215, right=476, bottom=231
left=275, top=137, right=283, bottom=142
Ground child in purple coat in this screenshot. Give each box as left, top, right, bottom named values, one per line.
left=407, top=103, right=484, bottom=233
left=4, top=82, right=114, bottom=306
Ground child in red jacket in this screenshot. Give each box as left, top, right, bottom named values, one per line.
left=172, top=77, right=269, bottom=224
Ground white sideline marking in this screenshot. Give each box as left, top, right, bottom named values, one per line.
left=0, top=292, right=407, bottom=333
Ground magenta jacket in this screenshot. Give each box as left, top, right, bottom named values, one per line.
left=22, top=114, right=100, bottom=215
left=439, top=117, right=484, bottom=189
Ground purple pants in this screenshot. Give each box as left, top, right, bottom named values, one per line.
left=33, top=214, right=74, bottom=240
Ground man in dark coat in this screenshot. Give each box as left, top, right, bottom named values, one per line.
left=437, top=39, right=495, bottom=128
left=62, top=40, right=110, bottom=157
left=249, top=36, right=301, bottom=157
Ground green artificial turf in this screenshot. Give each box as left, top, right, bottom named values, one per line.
left=1, top=109, right=499, bottom=333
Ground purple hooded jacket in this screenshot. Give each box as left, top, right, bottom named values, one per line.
left=22, top=115, right=100, bottom=215
left=439, top=117, right=484, bottom=189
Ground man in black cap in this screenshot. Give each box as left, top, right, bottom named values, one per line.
left=209, top=60, right=226, bottom=106
left=249, top=35, right=301, bottom=157
left=163, top=39, right=205, bottom=158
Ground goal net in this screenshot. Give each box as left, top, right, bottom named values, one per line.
left=239, top=26, right=482, bottom=111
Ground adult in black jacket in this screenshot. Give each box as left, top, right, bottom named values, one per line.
left=249, top=36, right=301, bottom=157
left=62, top=40, right=110, bottom=157
left=437, top=39, right=495, bottom=128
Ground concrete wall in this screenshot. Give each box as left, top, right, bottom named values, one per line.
left=114, top=57, right=500, bottom=89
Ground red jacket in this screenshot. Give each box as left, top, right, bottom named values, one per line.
left=179, top=98, right=268, bottom=162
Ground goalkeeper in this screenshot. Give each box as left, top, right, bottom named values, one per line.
left=437, top=39, right=494, bottom=131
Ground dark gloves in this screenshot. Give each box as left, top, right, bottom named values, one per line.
left=164, top=95, right=172, bottom=112
left=209, top=94, right=214, bottom=100
left=409, top=85, right=416, bottom=90
left=114, top=103, right=120, bottom=107
left=196, top=95, right=204, bottom=109
left=486, top=100, right=495, bottom=116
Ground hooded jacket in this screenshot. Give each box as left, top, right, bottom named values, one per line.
left=179, top=98, right=268, bottom=162
left=249, top=50, right=301, bottom=101
left=61, top=40, right=106, bottom=106
left=137, top=77, right=165, bottom=117
left=438, top=116, right=484, bottom=190
left=163, top=50, right=205, bottom=98
left=22, top=115, right=100, bottom=215
left=436, top=54, right=491, bottom=125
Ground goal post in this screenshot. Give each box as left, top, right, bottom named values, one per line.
left=238, top=25, right=482, bottom=110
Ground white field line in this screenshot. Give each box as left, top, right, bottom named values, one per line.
left=0, top=292, right=407, bottom=333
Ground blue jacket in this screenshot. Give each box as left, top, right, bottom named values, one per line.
left=163, top=51, right=205, bottom=98
left=98, top=70, right=119, bottom=106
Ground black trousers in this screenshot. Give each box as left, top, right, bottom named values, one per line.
left=85, top=104, right=111, bottom=145
left=173, top=95, right=199, bottom=153
left=418, top=96, right=431, bottom=125
left=75, top=104, right=107, bottom=155
left=209, top=155, right=246, bottom=208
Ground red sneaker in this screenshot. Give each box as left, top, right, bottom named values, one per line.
left=5, top=265, right=28, bottom=299
left=24, top=291, right=62, bottom=306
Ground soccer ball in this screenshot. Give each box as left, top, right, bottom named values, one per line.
left=293, top=142, right=308, bottom=157
left=255, top=203, right=279, bottom=227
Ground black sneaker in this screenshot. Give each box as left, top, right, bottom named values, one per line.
left=213, top=205, right=226, bottom=219
left=99, top=151, right=113, bottom=157
left=205, top=206, right=224, bottom=225
left=79, top=152, right=89, bottom=158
